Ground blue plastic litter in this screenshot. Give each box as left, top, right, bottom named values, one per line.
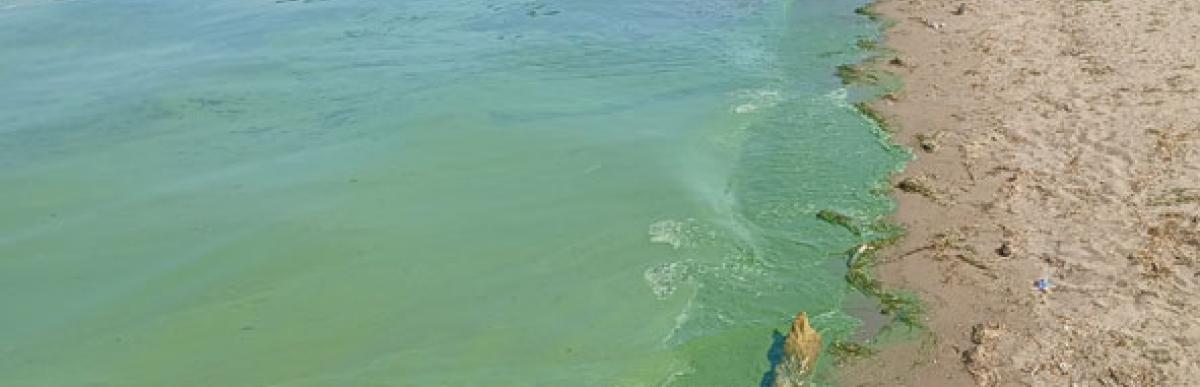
left=1034, top=278, right=1053, bottom=292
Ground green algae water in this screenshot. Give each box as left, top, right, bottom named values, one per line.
left=0, top=0, right=902, bottom=385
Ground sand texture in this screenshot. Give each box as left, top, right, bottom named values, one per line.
left=839, top=0, right=1200, bottom=386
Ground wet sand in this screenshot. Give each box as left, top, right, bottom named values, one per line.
left=839, top=0, right=1200, bottom=385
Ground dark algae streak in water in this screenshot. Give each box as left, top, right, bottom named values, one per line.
left=820, top=0, right=934, bottom=368
left=748, top=0, right=922, bottom=386
left=771, top=0, right=934, bottom=384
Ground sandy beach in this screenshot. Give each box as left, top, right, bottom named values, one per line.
left=839, top=0, right=1200, bottom=385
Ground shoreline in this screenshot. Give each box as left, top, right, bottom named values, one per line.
left=838, top=0, right=1200, bottom=386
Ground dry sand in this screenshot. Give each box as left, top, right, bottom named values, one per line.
left=838, top=0, right=1200, bottom=386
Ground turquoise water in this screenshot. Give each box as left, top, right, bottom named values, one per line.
left=0, top=0, right=901, bottom=386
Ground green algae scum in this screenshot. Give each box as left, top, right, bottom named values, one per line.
left=0, top=0, right=903, bottom=385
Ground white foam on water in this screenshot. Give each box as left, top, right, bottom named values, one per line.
left=732, top=88, right=782, bottom=114
left=661, top=293, right=697, bottom=346
left=648, top=219, right=687, bottom=249
left=825, top=87, right=851, bottom=108
left=643, top=260, right=692, bottom=300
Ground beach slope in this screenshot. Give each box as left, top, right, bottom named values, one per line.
left=842, top=0, right=1200, bottom=385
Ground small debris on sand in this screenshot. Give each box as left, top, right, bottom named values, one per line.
left=917, top=131, right=944, bottom=152
left=996, top=242, right=1011, bottom=257
left=970, top=322, right=1004, bottom=344
left=918, top=17, right=944, bottom=31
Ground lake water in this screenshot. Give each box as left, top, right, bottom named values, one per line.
left=0, top=0, right=902, bottom=385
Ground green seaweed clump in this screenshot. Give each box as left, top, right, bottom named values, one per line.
left=845, top=246, right=880, bottom=293
left=837, top=65, right=881, bottom=85
left=877, top=291, right=924, bottom=328
left=856, top=37, right=878, bottom=51
left=817, top=209, right=861, bottom=236
left=829, top=340, right=878, bottom=364
left=817, top=209, right=904, bottom=245
left=865, top=221, right=905, bottom=247
left=845, top=246, right=925, bottom=329
left=854, top=102, right=889, bottom=128
left=853, top=4, right=879, bottom=21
